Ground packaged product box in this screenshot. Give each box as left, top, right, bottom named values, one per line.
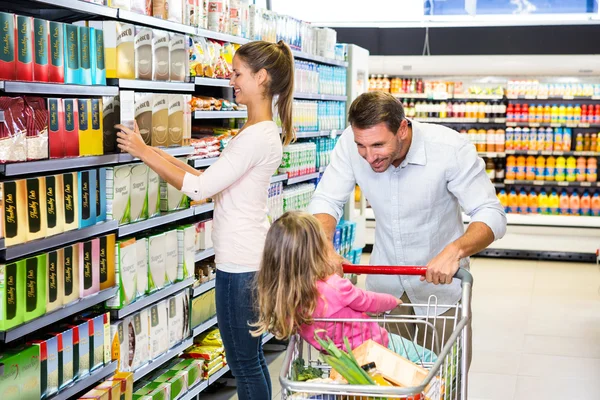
left=91, top=27, right=106, bottom=85
left=168, top=291, right=190, bottom=347
left=80, top=389, right=110, bottom=400
left=169, top=358, right=203, bottom=388
left=0, top=12, right=16, bottom=81
left=54, top=326, right=75, bottom=388
left=33, top=18, right=49, bottom=82
left=119, top=90, right=136, bottom=132
left=45, top=174, right=65, bottom=237
left=63, top=98, right=80, bottom=157
left=152, top=94, right=169, bottom=146
left=0, top=346, right=41, bottom=400
left=23, top=96, right=49, bottom=161
left=78, top=169, right=98, bottom=228
left=48, top=98, right=65, bottom=158
left=191, top=288, right=216, bottom=328
left=16, top=15, right=34, bottom=81
left=177, top=225, right=195, bottom=280
left=153, top=0, right=168, bottom=20
left=154, top=370, right=188, bottom=400
left=160, top=180, right=188, bottom=212
left=106, top=238, right=137, bottom=309
left=76, top=313, right=106, bottom=372
left=167, top=94, right=185, bottom=146
left=78, top=98, right=94, bottom=156
left=135, top=93, right=153, bottom=145
left=168, top=0, right=184, bottom=23
left=63, top=23, right=80, bottom=84
left=131, top=0, right=152, bottom=15
left=0, top=260, right=25, bottom=331
left=108, top=0, right=132, bottom=11
left=130, top=164, right=149, bottom=222
left=107, top=372, right=134, bottom=400
left=48, top=21, right=65, bottom=83
left=96, top=167, right=107, bottom=223
left=137, top=382, right=171, bottom=400
left=63, top=243, right=81, bottom=304
left=149, top=300, right=169, bottom=359
left=117, top=22, right=135, bottom=79
left=130, top=309, right=150, bottom=371
left=79, top=238, right=100, bottom=298
left=46, top=249, right=64, bottom=313
left=110, top=320, right=128, bottom=372
left=62, top=172, right=79, bottom=232
left=196, top=219, right=213, bottom=250
left=152, top=30, right=170, bottom=81
left=164, top=229, right=178, bottom=284
left=23, top=254, right=46, bottom=322
left=135, top=237, right=148, bottom=297
left=103, top=312, right=112, bottom=365
left=29, top=335, right=59, bottom=399
left=147, top=168, right=161, bottom=218
left=135, top=27, right=153, bottom=80
left=106, top=165, right=131, bottom=225
left=169, top=33, right=187, bottom=82
left=69, top=319, right=91, bottom=378
left=102, top=95, right=119, bottom=153
left=1, top=180, right=28, bottom=246
left=147, top=233, right=166, bottom=292
left=99, top=234, right=116, bottom=291
left=185, top=0, right=200, bottom=28
left=78, top=25, right=93, bottom=85
left=25, top=177, right=48, bottom=241
left=90, top=99, right=104, bottom=156
left=96, top=380, right=122, bottom=400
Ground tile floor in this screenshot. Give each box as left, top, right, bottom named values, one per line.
left=202, top=257, right=600, bottom=400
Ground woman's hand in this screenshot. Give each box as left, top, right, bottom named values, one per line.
left=115, top=122, right=149, bottom=160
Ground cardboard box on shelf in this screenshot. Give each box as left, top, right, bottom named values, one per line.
left=135, top=92, right=153, bottom=145
left=130, top=164, right=149, bottom=223
left=63, top=244, right=81, bottom=305
left=16, top=15, right=34, bottom=81
left=110, top=320, right=129, bottom=372
left=62, top=172, right=80, bottom=232
left=79, top=238, right=100, bottom=298
left=45, top=174, right=65, bottom=237
left=0, top=12, right=16, bottom=81
left=79, top=99, right=94, bottom=156
left=1, top=180, right=28, bottom=246
left=106, top=372, right=134, bottom=400
left=147, top=168, right=161, bottom=218
left=33, top=18, right=49, bottom=82
left=0, top=260, right=25, bottom=331
left=46, top=248, right=64, bottom=313
left=102, top=95, right=119, bottom=154
left=106, top=238, right=137, bottom=309
left=169, top=358, right=203, bottom=388
left=168, top=94, right=185, bottom=146
left=167, top=291, right=187, bottom=347
left=152, top=94, right=169, bottom=146
left=149, top=300, right=169, bottom=359
left=25, top=177, right=47, bottom=241
left=152, top=30, right=170, bottom=81
left=48, top=22, right=65, bottom=83
left=23, top=254, right=47, bottom=323
left=0, top=346, right=41, bottom=400
left=96, top=380, right=122, bottom=400
left=178, top=225, right=195, bottom=280
left=154, top=370, right=188, bottom=400
left=164, top=229, right=178, bottom=285
left=54, top=326, right=75, bottom=388
left=160, top=180, right=188, bottom=212
left=78, top=169, right=98, bottom=228
left=69, top=319, right=91, bottom=378
left=63, top=98, right=80, bottom=157
left=91, top=27, right=107, bottom=85
left=106, top=165, right=132, bottom=225
left=130, top=308, right=150, bottom=371
left=169, top=33, right=188, bottom=82
left=63, top=23, right=80, bottom=84
left=191, top=288, right=215, bottom=328
left=135, top=27, right=153, bottom=80
left=99, top=234, right=116, bottom=291
left=78, top=25, right=93, bottom=85
left=148, top=233, right=166, bottom=293
left=135, top=237, right=148, bottom=297
left=30, top=335, right=59, bottom=398
left=96, top=167, right=107, bottom=223
left=90, top=99, right=104, bottom=156
left=48, top=98, right=66, bottom=158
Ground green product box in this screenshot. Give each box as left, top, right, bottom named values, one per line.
left=169, top=358, right=203, bottom=388
left=50, top=327, right=75, bottom=389
left=106, top=238, right=137, bottom=309
left=154, top=370, right=188, bottom=400
left=137, top=382, right=171, bottom=400
left=0, top=345, right=41, bottom=400
left=147, top=233, right=166, bottom=293
left=29, top=335, right=59, bottom=399
left=0, top=260, right=25, bottom=331
left=23, top=254, right=47, bottom=322
left=69, top=320, right=91, bottom=378
left=177, top=225, right=195, bottom=281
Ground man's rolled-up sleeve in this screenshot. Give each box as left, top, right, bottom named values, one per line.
left=308, top=129, right=357, bottom=222
left=447, top=139, right=507, bottom=240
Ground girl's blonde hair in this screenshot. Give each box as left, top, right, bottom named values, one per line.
left=252, top=211, right=338, bottom=340
left=236, top=40, right=296, bottom=146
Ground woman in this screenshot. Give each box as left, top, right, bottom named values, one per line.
left=116, top=40, right=295, bottom=400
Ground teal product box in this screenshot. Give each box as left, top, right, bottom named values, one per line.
left=63, top=24, right=81, bottom=84
left=51, top=327, right=75, bottom=389
left=78, top=169, right=97, bottom=228
left=96, top=167, right=107, bottom=223
left=91, top=27, right=106, bottom=85
left=29, top=335, right=59, bottom=399
left=78, top=25, right=92, bottom=85
left=71, top=320, right=91, bottom=379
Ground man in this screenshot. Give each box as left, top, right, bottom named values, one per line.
left=308, top=91, right=507, bottom=356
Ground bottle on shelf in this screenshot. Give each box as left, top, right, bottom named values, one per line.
left=536, top=128, right=546, bottom=151
left=536, top=156, right=546, bottom=180
left=526, top=156, right=536, bottom=181
left=514, top=127, right=523, bottom=150
left=574, top=104, right=582, bottom=123
left=516, top=155, right=526, bottom=180
left=559, top=190, right=570, bottom=215
left=545, top=128, right=554, bottom=151
left=521, top=104, right=529, bottom=123
left=505, top=127, right=514, bottom=151
left=566, top=156, right=577, bottom=182
left=495, top=158, right=505, bottom=182
left=538, top=190, right=549, bottom=214
left=582, top=104, right=589, bottom=123
left=591, top=133, right=597, bottom=153
left=495, top=128, right=505, bottom=153
left=576, top=157, right=587, bottom=182
left=545, top=156, right=556, bottom=181
left=562, top=128, right=572, bottom=151
left=497, top=189, right=508, bottom=211
left=506, top=155, right=516, bottom=180
left=507, top=103, right=515, bottom=122
left=543, top=104, right=551, bottom=124
left=575, top=133, right=584, bottom=152
left=587, top=157, right=597, bottom=182
left=584, top=133, right=591, bottom=152
left=569, top=192, right=580, bottom=216
left=528, top=104, right=536, bottom=123
left=518, top=189, right=529, bottom=214
left=508, top=189, right=519, bottom=213
left=551, top=104, right=559, bottom=124
left=522, top=128, right=531, bottom=150
left=554, top=128, right=563, bottom=152
left=528, top=128, right=537, bottom=151
left=581, top=191, right=591, bottom=216
left=555, top=156, right=567, bottom=181
left=527, top=190, right=538, bottom=214
left=592, top=193, right=600, bottom=216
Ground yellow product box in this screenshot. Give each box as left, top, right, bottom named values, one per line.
left=90, top=98, right=104, bottom=155
left=63, top=243, right=81, bottom=305
left=46, top=248, right=65, bottom=313
left=25, top=177, right=48, bottom=241
left=78, top=98, right=94, bottom=156
left=1, top=180, right=28, bottom=246
left=45, top=174, right=65, bottom=237
left=99, top=234, right=116, bottom=291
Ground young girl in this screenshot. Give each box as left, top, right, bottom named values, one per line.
left=116, top=41, right=295, bottom=400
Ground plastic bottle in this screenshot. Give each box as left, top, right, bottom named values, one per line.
left=587, top=157, right=597, bottom=182
left=514, top=127, right=523, bottom=150
left=537, top=128, right=546, bottom=151
left=521, top=104, right=529, bottom=123
left=566, top=156, right=577, bottom=182
left=526, top=156, right=536, bottom=181
left=584, top=133, right=591, bottom=152
left=477, top=129, right=487, bottom=152
left=528, top=104, right=536, bottom=123
left=566, top=105, right=574, bottom=123
left=574, top=104, right=582, bottom=123
left=555, top=156, right=567, bottom=181
left=576, top=157, right=587, bottom=181
left=581, top=191, right=591, bottom=216
left=558, top=104, right=567, bottom=124
left=569, top=192, right=581, bottom=216
left=508, top=189, right=519, bottom=213
left=545, top=127, right=554, bottom=151
left=528, top=128, right=537, bottom=151
left=551, top=104, right=559, bottom=124
left=528, top=190, right=538, bottom=214
left=535, top=156, right=546, bottom=180
left=591, top=133, right=597, bottom=154
left=516, top=156, right=526, bottom=180
left=507, top=103, right=515, bottom=122
left=559, top=191, right=570, bottom=215
left=543, top=104, right=551, bottom=124
left=538, top=190, right=549, bottom=214
left=592, top=193, right=600, bottom=216
left=506, top=155, right=516, bottom=180
left=582, top=104, right=589, bottom=123
left=562, top=128, right=572, bottom=151
left=362, top=362, right=393, bottom=388
left=522, top=128, right=530, bottom=150
left=554, top=128, right=563, bottom=151
left=495, top=129, right=505, bottom=153
left=575, top=133, right=584, bottom=152
left=486, top=129, right=495, bottom=152
left=518, top=189, right=529, bottom=214
left=545, top=156, right=556, bottom=181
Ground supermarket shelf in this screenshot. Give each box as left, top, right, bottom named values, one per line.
left=452, top=94, right=505, bottom=100
left=179, top=381, right=210, bottom=400
left=478, top=152, right=506, bottom=158
left=505, top=150, right=600, bottom=156
left=262, top=333, right=275, bottom=345
left=464, top=213, right=600, bottom=228
left=494, top=183, right=505, bottom=189
left=107, top=79, right=195, bottom=92
left=134, top=338, right=194, bottom=382
left=194, top=111, right=248, bottom=119
left=208, top=365, right=231, bottom=384
left=507, top=95, right=600, bottom=101
left=195, top=77, right=232, bottom=87
left=195, top=248, right=215, bottom=263
left=194, top=202, right=215, bottom=215
left=291, top=50, right=348, bottom=67
left=286, top=172, right=320, bottom=185
left=196, top=28, right=250, bottom=45
left=49, top=362, right=118, bottom=400
left=1, top=221, right=118, bottom=261
left=394, top=93, right=504, bottom=100
left=119, top=146, right=194, bottom=163
left=0, top=154, right=121, bottom=177
left=270, top=173, right=288, bottom=184
left=0, top=81, right=118, bottom=96
left=118, top=9, right=196, bottom=35
left=192, top=279, right=216, bottom=298
left=189, top=157, right=219, bottom=168
left=193, top=316, right=218, bottom=337
left=415, top=117, right=506, bottom=124
left=31, top=0, right=118, bottom=18
left=293, top=92, right=348, bottom=101
left=118, top=209, right=195, bottom=237
left=0, top=287, right=118, bottom=342
left=504, top=179, right=600, bottom=187
left=506, top=121, right=600, bottom=128
left=110, top=278, right=194, bottom=320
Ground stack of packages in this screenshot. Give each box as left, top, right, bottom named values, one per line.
left=182, top=328, right=226, bottom=380
left=131, top=358, right=203, bottom=400
left=189, top=38, right=236, bottom=79
left=190, top=96, right=245, bottom=112
left=78, top=372, right=134, bottom=400
left=189, top=127, right=239, bottom=159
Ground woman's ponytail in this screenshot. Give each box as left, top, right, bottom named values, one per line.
left=275, top=41, right=295, bottom=146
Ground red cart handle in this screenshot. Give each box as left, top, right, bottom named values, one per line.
left=342, top=264, right=473, bottom=284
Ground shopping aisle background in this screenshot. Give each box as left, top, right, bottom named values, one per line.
left=203, top=256, right=600, bottom=400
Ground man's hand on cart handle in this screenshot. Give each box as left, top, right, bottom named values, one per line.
left=422, top=242, right=461, bottom=285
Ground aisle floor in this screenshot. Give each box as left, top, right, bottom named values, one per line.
left=201, top=257, right=600, bottom=400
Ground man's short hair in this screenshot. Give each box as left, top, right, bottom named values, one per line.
left=348, top=92, right=406, bottom=134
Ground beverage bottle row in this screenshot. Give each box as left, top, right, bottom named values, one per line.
left=505, top=127, right=572, bottom=152
left=294, top=61, right=320, bottom=94
left=408, top=100, right=506, bottom=119
left=574, top=132, right=600, bottom=152
left=292, top=100, right=319, bottom=132
left=310, top=137, right=338, bottom=168
left=498, top=188, right=600, bottom=216
left=507, top=80, right=600, bottom=98
left=368, top=75, right=391, bottom=92
left=283, top=183, right=316, bottom=212
left=295, top=62, right=347, bottom=96
left=505, top=155, right=598, bottom=182
left=317, top=101, right=346, bottom=131
left=507, top=103, right=600, bottom=124
left=280, top=142, right=318, bottom=178
left=267, top=181, right=284, bottom=222
left=390, top=77, right=425, bottom=94
left=460, top=128, right=505, bottom=153
left=484, top=158, right=506, bottom=183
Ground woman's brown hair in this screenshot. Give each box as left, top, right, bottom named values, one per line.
left=236, top=40, right=296, bottom=145
left=252, top=211, right=338, bottom=340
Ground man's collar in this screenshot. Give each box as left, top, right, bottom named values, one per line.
left=403, top=119, right=427, bottom=166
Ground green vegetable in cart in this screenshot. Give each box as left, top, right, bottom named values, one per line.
left=292, top=358, right=323, bottom=382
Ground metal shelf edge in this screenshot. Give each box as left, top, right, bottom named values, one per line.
left=179, top=381, right=210, bottom=400
left=262, top=333, right=274, bottom=345
left=196, top=28, right=250, bottom=45
left=107, top=79, right=195, bottom=92
left=291, top=51, right=348, bottom=67
left=192, top=316, right=218, bottom=337
left=192, top=279, right=216, bottom=297
left=194, top=248, right=215, bottom=263
left=0, top=81, right=119, bottom=96
left=1, top=154, right=122, bottom=177
left=193, top=111, right=248, bottom=119
left=208, top=365, right=230, bottom=384
left=118, top=9, right=196, bottom=35
left=270, top=174, right=288, bottom=184
left=133, top=338, right=194, bottom=382
left=286, top=172, right=320, bottom=185
left=194, top=77, right=232, bottom=87
left=117, top=209, right=195, bottom=237
left=50, top=361, right=118, bottom=400
left=189, top=157, right=219, bottom=168
left=194, top=203, right=215, bottom=215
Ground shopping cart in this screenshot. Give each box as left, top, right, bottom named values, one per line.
left=279, top=265, right=473, bottom=400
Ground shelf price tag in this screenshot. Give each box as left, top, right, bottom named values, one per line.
left=478, top=118, right=490, bottom=123
left=504, top=180, right=515, bottom=184
left=533, top=181, right=544, bottom=186
left=506, top=122, right=517, bottom=127
left=494, top=118, right=507, bottom=123
left=563, top=95, right=575, bottom=100
left=557, top=181, right=569, bottom=187
left=566, top=123, right=578, bottom=128
left=592, top=96, right=600, bottom=100
left=530, top=123, right=541, bottom=127
left=541, top=151, right=552, bottom=155
left=582, top=182, right=592, bottom=187
left=537, top=95, right=548, bottom=100
left=433, top=92, right=449, bottom=100
left=525, top=95, right=536, bottom=100
left=527, top=150, right=538, bottom=155
left=579, top=123, right=590, bottom=128
left=553, top=151, right=564, bottom=156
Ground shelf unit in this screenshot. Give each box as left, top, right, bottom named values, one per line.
left=505, top=150, right=599, bottom=156
left=270, top=174, right=288, bottom=184
left=117, top=209, right=195, bottom=237
left=394, top=93, right=504, bottom=100
left=195, top=77, right=232, bottom=87
left=118, top=9, right=196, bottom=35
left=30, top=0, right=118, bottom=17
left=506, top=121, right=600, bottom=128
left=504, top=180, right=600, bottom=187
left=0, top=287, right=118, bottom=342
left=291, top=50, right=348, bottom=67
left=134, top=338, right=195, bottom=382
left=287, top=172, right=321, bottom=185
left=415, top=117, right=507, bottom=124
left=48, top=362, right=119, bottom=400
left=194, top=111, right=248, bottom=119
left=195, top=248, right=215, bottom=263
left=296, top=129, right=343, bottom=139
left=507, top=95, right=600, bottom=101
left=189, top=157, right=219, bottom=168
left=293, top=92, right=348, bottom=101
left=463, top=213, right=600, bottom=228
left=0, top=81, right=119, bottom=96
left=192, top=279, right=216, bottom=298
left=478, top=152, right=506, bottom=158
left=107, top=79, right=195, bottom=92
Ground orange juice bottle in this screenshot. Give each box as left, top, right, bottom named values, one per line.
left=538, top=190, right=549, bottom=214
left=569, top=192, right=580, bottom=215
left=559, top=191, right=570, bottom=215
left=566, top=156, right=577, bottom=182
left=518, top=189, right=529, bottom=214
left=516, top=156, right=526, bottom=180
left=555, top=156, right=566, bottom=181
left=526, top=156, right=536, bottom=181
left=545, top=156, right=556, bottom=181
left=548, top=190, right=560, bottom=215
left=506, top=156, right=516, bottom=180
left=587, top=157, right=597, bottom=182
left=527, top=190, right=538, bottom=214
left=592, top=193, right=600, bottom=216
left=581, top=191, right=591, bottom=216
left=576, top=157, right=587, bottom=181
left=497, top=189, right=508, bottom=212
left=508, top=189, right=519, bottom=213
left=543, top=104, right=551, bottom=123
left=535, top=156, right=546, bottom=180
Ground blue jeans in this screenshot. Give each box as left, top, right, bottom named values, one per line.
left=216, top=270, right=272, bottom=400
